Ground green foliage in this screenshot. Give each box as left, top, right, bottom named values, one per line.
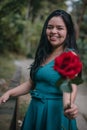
left=56, top=76, right=83, bottom=93
left=29, top=0, right=66, bottom=22
left=0, top=0, right=87, bottom=79
left=25, top=20, right=43, bottom=57
left=0, top=0, right=28, bottom=18
left=0, top=15, right=26, bottom=54
left=56, top=78, right=72, bottom=93
left=0, top=0, right=67, bottom=56
left=19, top=102, right=28, bottom=120
left=0, top=56, right=16, bottom=83
left=77, top=39, right=87, bottom=75
left=71, top=0, right=87, bottom=78
left=0, top=0, right=27, bottom=55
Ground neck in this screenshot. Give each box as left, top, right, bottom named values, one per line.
left=52, top=46, right=64, bottom=57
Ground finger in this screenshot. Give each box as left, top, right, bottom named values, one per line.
left=0, top=99, right=4, bottom=104
left=65, top=110, right=78, bottom=119
left=70, top=109, right=78, bottom=115
left=0, top=97, right=7, bottom=104
left=65, top=110, right=78, bottom=118
left=64, top=108, right=73, bottom=114
left=64, top=106, right=78, bottom=114
left=64, top=113, right=78, bottom=119
left=64, top=108, right=78, bottom=118
left=69, top=113, right=78, bottom=119
left=3, top=99, right=6, bottom=103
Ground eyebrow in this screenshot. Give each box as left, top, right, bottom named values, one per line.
left=47, top=24, right=65, bottom=27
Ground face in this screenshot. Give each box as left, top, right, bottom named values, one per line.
left=46, top=16, right=67, bottom=48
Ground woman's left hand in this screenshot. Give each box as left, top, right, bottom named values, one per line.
left=64, top=104, right=78, bottom=119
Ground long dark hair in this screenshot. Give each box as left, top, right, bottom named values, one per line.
left=30, top=9, right=78, bottom=80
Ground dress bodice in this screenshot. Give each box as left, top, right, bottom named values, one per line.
left=30, top=60, right=62, bottom=97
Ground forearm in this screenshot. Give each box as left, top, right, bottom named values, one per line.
left=71, top=84, right=78, bottom=103
left=63, top=84, right=77, bottom=107
left=7, top=79, right=33, bottom=97
left=0, top=79, right=34, bottom=104
left=64, top=84, right=78, bottom=119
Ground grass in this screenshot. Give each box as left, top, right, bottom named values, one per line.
left=0, top=55, right=16, bottom=86
left=0, top=53, right=27, bottom=83
left=19, top=102, right=28, bottom=120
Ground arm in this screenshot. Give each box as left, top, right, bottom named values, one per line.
left=0, top=79, right=34, bottom=104
left=64, top=84, right=78, bottom=119
left=63, top=83, right=77, bottom=106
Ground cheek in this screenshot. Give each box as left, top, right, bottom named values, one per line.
left=46, top=29, right=49, bottom=36
left=62, top=31, right=67, bottom=39
left=46, top=30, right=50, bottom=39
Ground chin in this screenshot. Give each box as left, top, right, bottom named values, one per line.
left=50, top=42, right=59, bottom=46
left=51, top=43, right=63, bottom=48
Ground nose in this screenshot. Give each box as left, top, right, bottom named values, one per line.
left=51, top=27, right=58, bottom=33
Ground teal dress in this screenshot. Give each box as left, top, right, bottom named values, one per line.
left=21, top=60, right=78, bottom=130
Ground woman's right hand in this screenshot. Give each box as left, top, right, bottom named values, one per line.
left=64, top=103, right=78, bottom=119
left=0, top=92, right=10, bottom=104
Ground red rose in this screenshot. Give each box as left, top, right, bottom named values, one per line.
left=54, top=51, right=82, bottom=79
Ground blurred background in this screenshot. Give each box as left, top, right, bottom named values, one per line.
left=0, top=0, right=87, bottom=130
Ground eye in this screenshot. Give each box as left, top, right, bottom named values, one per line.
left=57, top=26, right=65, bottom=30
left=47, top=25, right=53, bottom=29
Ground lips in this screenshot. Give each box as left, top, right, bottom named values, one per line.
left=50, top=36, right=58, bottom=41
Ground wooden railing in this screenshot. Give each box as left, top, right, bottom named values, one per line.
left=9, top=67, right=22, bottom=130
left=0, top=67, right=21, bottom=130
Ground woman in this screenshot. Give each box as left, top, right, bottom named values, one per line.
left=0, top=9, right=80, bottom=130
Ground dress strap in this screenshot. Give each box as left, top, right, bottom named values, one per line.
left=64, top=48, right=78, bottom=54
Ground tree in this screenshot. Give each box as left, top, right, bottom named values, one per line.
left=71, top=0, right=87, bottom=76
left=0, top=0, right=28, bottom=54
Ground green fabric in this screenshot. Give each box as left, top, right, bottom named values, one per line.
left=21, top=60, right=78, bottom=130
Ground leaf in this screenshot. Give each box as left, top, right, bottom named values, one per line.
left=55, top=77, right=64, bottom=86
left=59, top=80, right=72, bottom=93
left=56, top=78, right=72, bottom=93
left=70, top=77, right=84, bottom=85
left=55, top=76, right=84, bottom=93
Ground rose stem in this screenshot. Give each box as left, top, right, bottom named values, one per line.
left=68, top=92, right=71, bottom=130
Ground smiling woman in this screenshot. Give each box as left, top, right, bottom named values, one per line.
left=0, top=9, right=83, bottom=130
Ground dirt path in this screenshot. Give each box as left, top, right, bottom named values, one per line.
left=14, top=58, right=33, bottom=81
left=76, top=83, right=87, bottom=130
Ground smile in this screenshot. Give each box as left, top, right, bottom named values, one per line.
left=50, top=36, right=59, bottom=41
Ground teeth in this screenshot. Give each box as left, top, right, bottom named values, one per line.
left=50, top=36, right=57, bottom=38
left=51, top=37, right=56, bottom=38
